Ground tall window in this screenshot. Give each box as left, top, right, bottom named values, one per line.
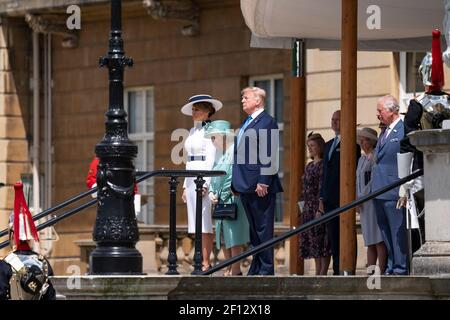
left=249, top=75, right=284, bottom=222
left=399, top=52, right=427, bottom=113
left=124, top=87, right=155, bottom=224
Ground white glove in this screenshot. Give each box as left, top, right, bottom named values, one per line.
left=298, top=201, right=305, bottom=212
left=134, top=194, right=141, bottom=215
left=91, top=183, right=97, bottom=199
left=399, top=179, right=415, bottom=198
left=209, top=192, right=218, bottom=204
left=399, top=184, right=407, bottom=198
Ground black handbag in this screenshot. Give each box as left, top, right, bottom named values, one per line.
left=212, top=190, right=237, bottom=220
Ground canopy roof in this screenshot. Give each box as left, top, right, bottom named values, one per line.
left=241, top=0, right=446, bottom=51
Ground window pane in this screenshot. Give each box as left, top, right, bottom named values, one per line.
left=146, top=141, right=154, bottom=170
left=278, top=130, right=284, bottom=170
left=128, top=91, right=144, bottom=134
left=274, top=79, right=284, bottom=122
left=254, top=80, right=271, bottom=110
left=134, top=141, right=144, bottom=170
left=406, top=52, right=426, bottom=93
left=146, top=90, right=154, bottom=132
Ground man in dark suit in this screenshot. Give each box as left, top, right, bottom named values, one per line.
left=232, top=86, right=283, bottom=276
left=319, top=110, right=341, bottom=275
left=372, top=95, right=407, bottom=275
left=319, top=110, right=360, bottom=275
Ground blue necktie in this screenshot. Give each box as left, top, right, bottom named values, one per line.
left=380, top=127, right=388, bottom=144
left=328, top=136, right=339, bottom=160
left=237, top=116, right=253, bottom=145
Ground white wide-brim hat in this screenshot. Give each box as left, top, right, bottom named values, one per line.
left=181, top=94, right=223, bottom=116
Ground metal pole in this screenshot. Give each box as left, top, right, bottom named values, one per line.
left=192, top=175, right=205, bottom=275
left=32, top=31, right=40, bottom=218
left=407, top=192, right=412, bottom=275
left=89, top=0, right=142, bottom=274
left=166, top=177, right=180, bottom=275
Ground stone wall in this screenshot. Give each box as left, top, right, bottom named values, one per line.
left=48, top=1, right=291, bottom=274
left=0, top=18, right=31, bottom=256
left=0, top=0, right=428, bottom=275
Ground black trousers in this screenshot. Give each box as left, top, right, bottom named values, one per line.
left=325, top=203, right=340, bottom=275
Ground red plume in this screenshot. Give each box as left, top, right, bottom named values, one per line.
left=430, top=29, right=444, bottom=92
left=13, top=182, right=39, bottom=250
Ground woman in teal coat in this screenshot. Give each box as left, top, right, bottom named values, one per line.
left=205, top=120, right=250, bottom=276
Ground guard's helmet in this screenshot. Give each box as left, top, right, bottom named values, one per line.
left=419, top=29, right=445, bottom=92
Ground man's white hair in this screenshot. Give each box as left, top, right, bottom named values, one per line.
left=241, top=86, right=266, bottom=106
left=378, top=94, right=400, bottom=113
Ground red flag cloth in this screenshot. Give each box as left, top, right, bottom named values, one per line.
left=430, top=29, right=444, bottom=92
left=86, top=157, right=99, bottom=189
left=13, top=182, right=39, bottom=250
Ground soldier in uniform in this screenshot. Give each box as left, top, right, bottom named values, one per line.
left=399, top=29, right=450, bottom=254
left=0, top=182, right=56, bottom=300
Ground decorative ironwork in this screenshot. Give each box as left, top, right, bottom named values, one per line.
left=94, top=216, right=139, bottom=241
left=90, top=0, right=143, bottom=275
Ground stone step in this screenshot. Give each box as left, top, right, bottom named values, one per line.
left=51, top=275, right=450, bottom=300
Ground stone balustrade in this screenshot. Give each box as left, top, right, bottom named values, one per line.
left=76, top=224, right=290, bottom=275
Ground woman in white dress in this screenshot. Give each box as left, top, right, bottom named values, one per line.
left=181, top=94, right=223, bottom=271
left=356, top=127, right=387, bottom=274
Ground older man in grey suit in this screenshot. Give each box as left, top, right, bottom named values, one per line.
left=371, top=95, right=407, bottom=275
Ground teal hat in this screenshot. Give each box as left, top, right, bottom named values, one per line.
left=204, top=120, right=234, bottom=138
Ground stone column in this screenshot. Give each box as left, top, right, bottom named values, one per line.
left=409, top=129, right=450, bottom=275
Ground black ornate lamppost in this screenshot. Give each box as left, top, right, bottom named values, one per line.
left=89, top=0, right=143, bottom=274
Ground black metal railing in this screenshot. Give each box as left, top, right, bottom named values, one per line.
left=0, top=187, right=97, bottom=239
left=202, top=169, right=423, bottom=275
left=1, top=169, right=422, bottom=276
left=0, top=169, right=225, bottom=275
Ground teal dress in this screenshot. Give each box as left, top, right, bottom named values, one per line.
left=210, top=146, right=250, bottom=249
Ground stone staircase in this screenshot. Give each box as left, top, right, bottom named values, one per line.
left=51, top=275, right=450, bottom=300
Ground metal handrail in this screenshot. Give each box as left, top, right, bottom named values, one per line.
left=0, top=169, right=225, bottom=250
left=0, top=187, right=97, bottom=238
left=0, top=199, right=97, bottom=249
left=202, top=169, right=423, bottom=275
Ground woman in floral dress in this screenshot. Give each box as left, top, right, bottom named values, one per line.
left=298, top=133, right=331, bottom=275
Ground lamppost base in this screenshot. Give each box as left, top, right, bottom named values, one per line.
left=89, top=245, right=144, bottom=275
